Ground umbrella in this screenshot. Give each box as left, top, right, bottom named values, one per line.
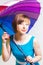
left=0, top=0, right=41, bottom=31
left=0, top=0, right=41, bottom=56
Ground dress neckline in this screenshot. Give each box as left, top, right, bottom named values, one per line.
left=13, top=35, right=32, bottom=45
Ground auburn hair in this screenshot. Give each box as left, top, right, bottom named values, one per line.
left=12, top=14, right=30, bottom=32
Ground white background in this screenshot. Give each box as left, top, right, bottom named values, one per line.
left=0, top=0, right=43, bottom=65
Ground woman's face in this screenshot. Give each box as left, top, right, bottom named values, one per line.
left=16, top=18, right=30, bottom=34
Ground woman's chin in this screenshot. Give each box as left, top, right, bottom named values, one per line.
left=20, top=31, right=27, bottom=35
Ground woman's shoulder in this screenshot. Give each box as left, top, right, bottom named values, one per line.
left=32, top=36, right=39, bottom=47
left=27, top=34, right=35, bottom=38
left=28, top=35, right=39, bottom=48
left=27, top=34, right=38, bottom=43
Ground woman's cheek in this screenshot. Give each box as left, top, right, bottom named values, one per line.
left=17, top=25, right=22, bottom=31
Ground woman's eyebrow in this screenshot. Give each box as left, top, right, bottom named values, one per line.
left=17, top=20, right=24, bottom=24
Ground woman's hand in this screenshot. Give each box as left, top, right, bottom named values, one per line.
left=26, top=56, right=33, bottom=63
left=2, top=32, right=10, bottom=43
left=2, top=32, right=11, bottom=61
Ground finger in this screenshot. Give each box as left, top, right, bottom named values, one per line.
left=26, top=57, right=33, bottom=62
left=4, top=32, right=10, bottom=37
left=4, top=32, right=7, bottom=34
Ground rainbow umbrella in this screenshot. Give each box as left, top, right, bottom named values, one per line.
left=0, top=0, right=41, bottom=33
left=0, top=0, right=41, bottom=55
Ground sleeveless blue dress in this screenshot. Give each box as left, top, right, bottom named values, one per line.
left=10, top=36, right=40, bottom=65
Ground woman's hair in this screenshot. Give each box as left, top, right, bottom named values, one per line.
left=12, top=14, right=30, bottom=32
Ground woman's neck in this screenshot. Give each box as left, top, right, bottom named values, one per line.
left=14, top=33, right=28, bottom=41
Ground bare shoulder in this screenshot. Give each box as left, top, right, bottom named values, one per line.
left=33, top=37, right=41, bottom=55
left=33, top=37, right=40, bottom=47
left=27, top=34, right=32, bottom=38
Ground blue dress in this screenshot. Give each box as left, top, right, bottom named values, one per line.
left=10, top=35, right=40, bottom=65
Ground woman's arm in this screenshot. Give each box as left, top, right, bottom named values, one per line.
left=2, top=32, right=11, bottom=61
left=32, top=38, right=42, bottom=63
left=26, top=38, right=42, bottom=63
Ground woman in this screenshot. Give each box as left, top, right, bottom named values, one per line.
left=2, top=14, right=41, bottom=65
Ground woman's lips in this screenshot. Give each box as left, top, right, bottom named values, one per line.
left=22, top=30, right=26, bottom=32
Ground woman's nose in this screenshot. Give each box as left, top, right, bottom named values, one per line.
left=23, top=26, right=25, bottom=29
left=23, top=25, right=26, bottom=29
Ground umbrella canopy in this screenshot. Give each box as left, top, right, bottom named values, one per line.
left=0, top=1, right=41, bottom=19
left=0, top=0, right=41, bottom=55
left=0, top=0, right=41, bottom=33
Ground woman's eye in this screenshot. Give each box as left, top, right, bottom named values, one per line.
left=18, top=22, right=22, bottom=24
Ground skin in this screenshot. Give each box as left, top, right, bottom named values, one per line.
left=2, top=17, right=41, bottom=63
